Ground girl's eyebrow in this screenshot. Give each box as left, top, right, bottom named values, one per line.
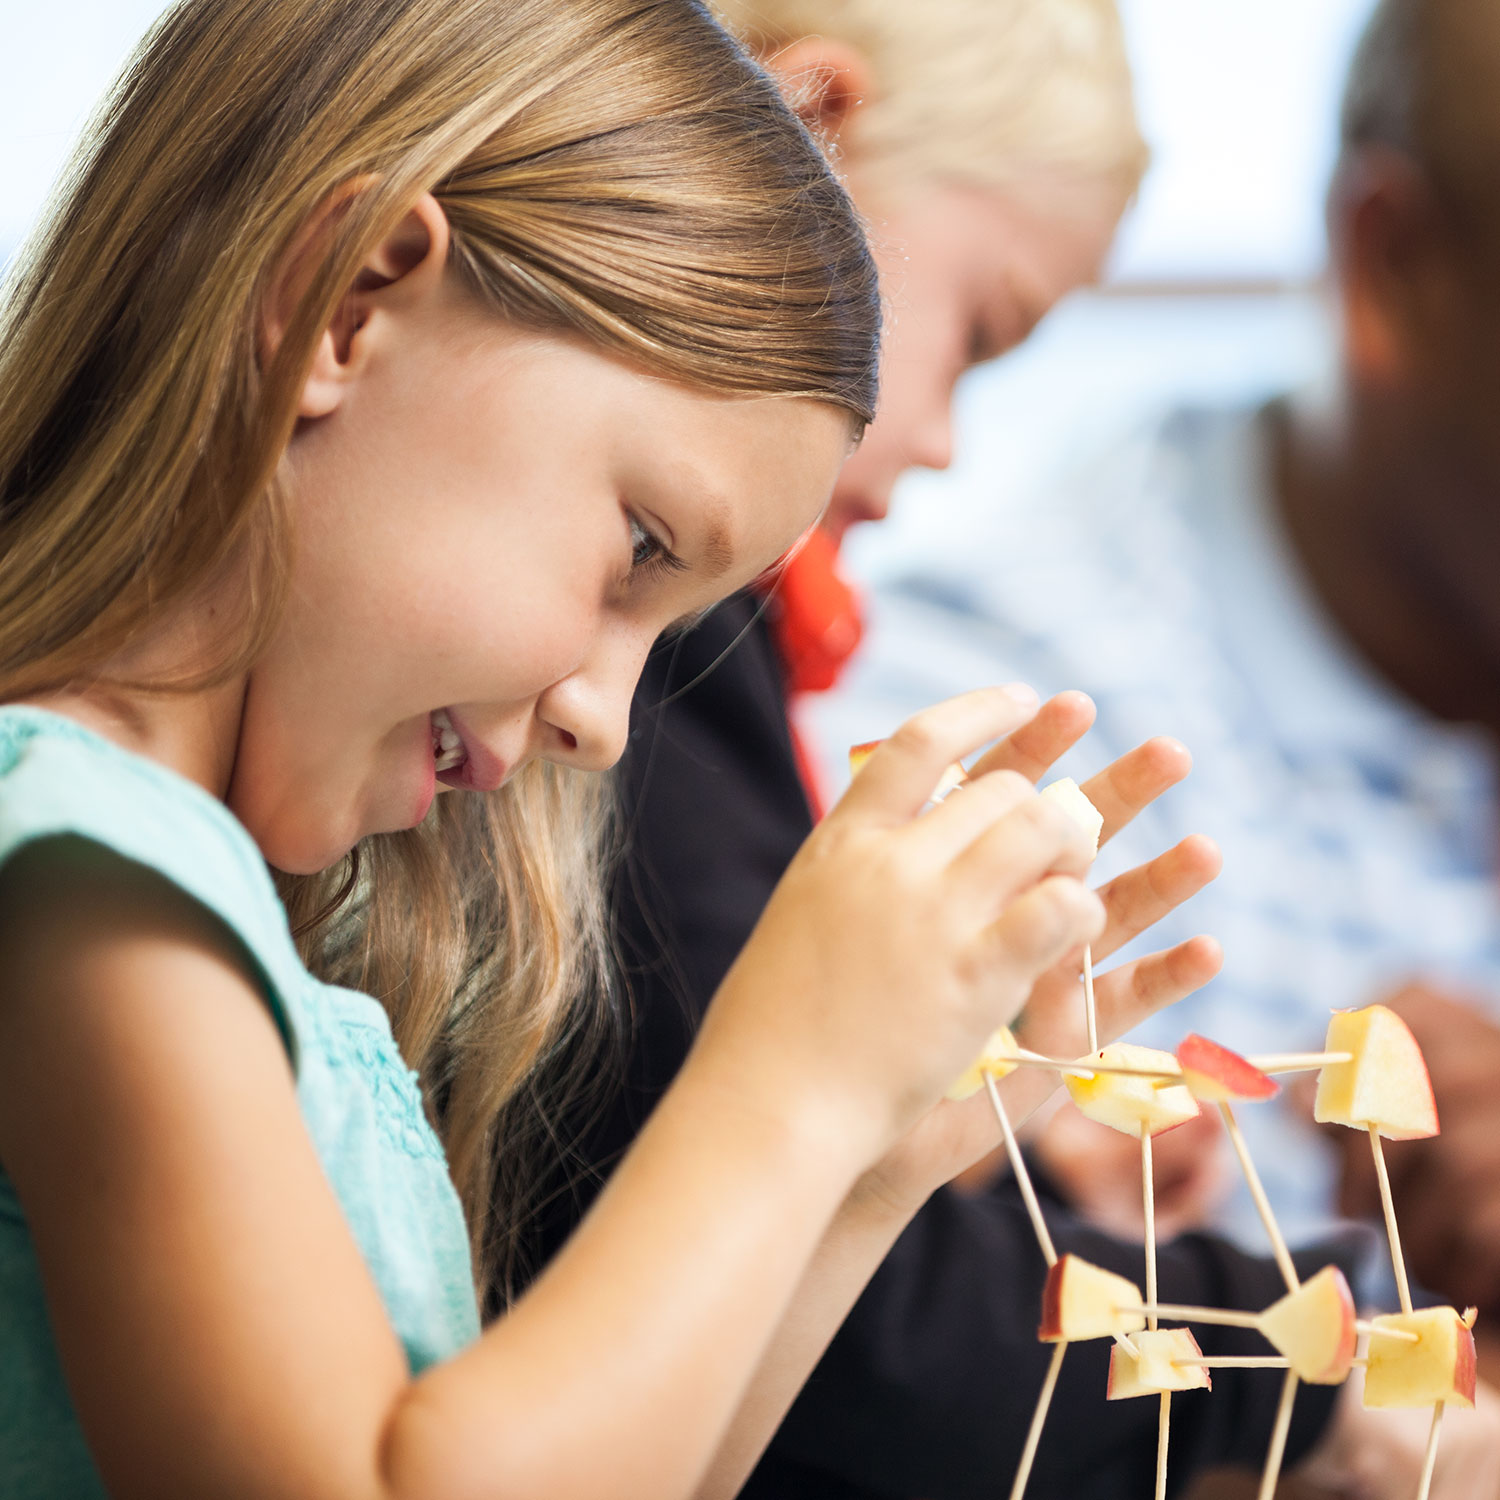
left=697, top=509, right=734, bottom=578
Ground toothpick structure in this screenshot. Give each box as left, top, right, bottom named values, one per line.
left=849, top=742, right=1468, bottom=1500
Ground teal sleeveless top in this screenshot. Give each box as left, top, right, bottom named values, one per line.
left=0, top=706, right=481, bottom=1498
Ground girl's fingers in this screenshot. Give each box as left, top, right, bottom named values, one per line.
left=1080, top=737, right=1193, bottom=846
left=981, top=875, right=1106, bottom=982
left=1090, top=936, right=1225, bottom=1038
left=946, top=791, right=1097, bottom=907
left=1080, top=835, right=1222, bottom=965
left=906, top=765, right=1038, bottom=864
left=837, top=686, right=1040, bottom=825
left=963, top=691, right=1095, bottom=785
left=1015, top=935, right=1223, bottom=1059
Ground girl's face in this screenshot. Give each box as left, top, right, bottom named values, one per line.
left=231, top=277, right=850, bottom=874
left=822, top=181, right=1119, bottom=541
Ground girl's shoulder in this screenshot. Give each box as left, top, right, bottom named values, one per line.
left=0, top=704, right=307, bottom=1058
left=0, top=705, right=481, bottom=1370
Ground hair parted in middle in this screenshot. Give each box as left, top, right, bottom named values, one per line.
left=0, top=0, right=880, bottom=1302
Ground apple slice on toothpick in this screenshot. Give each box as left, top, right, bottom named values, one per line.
left=1065, top=1044, right=1200, bottom=1138
left=1107, top=1330, right=1213, bottom=1400
left=1258, top=1267, right=1357, bottom=1384
left=1038, top=776, right=1103, bottom=854
left=1313, top=1005, right=1439, bottom=1141
left=1363, top=1308, right=1478, bottom=1409
left=1176, top=1035, right=1278, bottom=1103
left=1038, top=1256, right=1147, bottom=1343
left=947, top=1026, right=1020, bottom=1101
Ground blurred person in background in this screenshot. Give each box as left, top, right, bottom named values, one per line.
left=814, top=0, right=1500, bottom=1338
left=523, top=3, right=1500, bottom=1497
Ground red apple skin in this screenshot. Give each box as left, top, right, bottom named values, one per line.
left=1038, top=1260, right=1066, bottom=1342
left=1177, top=1034, right=1279, bottom=1102
left=1457, top=1325, right=1478, bottom=1406
left=1321, top=1271, right=1358, bottom=1383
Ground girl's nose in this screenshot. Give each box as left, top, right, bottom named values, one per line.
left=536, top=630, right=653, bottom=773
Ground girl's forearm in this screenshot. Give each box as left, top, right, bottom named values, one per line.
left=693, top=1187, right=915, bottom=1500
left=379, top=1057, right=869, bottom=1500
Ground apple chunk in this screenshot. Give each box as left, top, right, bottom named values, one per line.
left=1064, top=1044, right=1201, bottom=1138
left=1363, top=1307, right=1477, bottom=1409
left=1258, top=1267, right=1356, bottom=1384
left=1107, top=1329, right=1212, bottom=1399
left=1038, top=1255, right=1147, bottom=1343
left=946, top=1025, right=1020, bottom=1101
left=1314, top=1005, right=1439, bottom=1141
left=1176, top=1034, right=1278, bottom=1103
left=1038, top=776, right=1103, bottom=857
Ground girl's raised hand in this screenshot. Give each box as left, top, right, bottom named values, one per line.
left=694, top=686, right=1106, bottom=1178
left=843, top=696, right=1223, bottom=1216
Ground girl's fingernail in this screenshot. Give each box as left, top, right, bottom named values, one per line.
left=1003, top=683, right=1039, bottom=707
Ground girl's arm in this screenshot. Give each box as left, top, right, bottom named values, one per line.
left=0, top=690, right=1098, bottom=1500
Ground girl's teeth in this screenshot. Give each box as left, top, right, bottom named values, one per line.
left=432, top=709, right=466, bottom=772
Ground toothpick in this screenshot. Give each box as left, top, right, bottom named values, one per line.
left=1174, top=1355, right=1291, bottom=1370
left=1369, top=1124, right=1413, bottom=1314
left=1257, top=1369, right=1300, bottom=1500
left=1083, top=944, right=1098, bottom=1057
left=1142, top=1130, right=1173, bottom=1500
left=1416, top=1403, right=1444, bottom=1500
left=1358, top=1321, right=1420, bottom=1343
left=1131, top=1303, right=1264, bottom=1330
left=991, top=1053, right=1180, bottom=1082
left=1143, top=1131, right=1158, bottom=1326
left=1008, top=1339, right=1066, bottom=1500
left=1155, top=1393, right=1170, bottom=1500
left=1220, top=1101, right=1299, bottom=1294
left=985, top=1071, right=1056, bottom=1267
left=1245, top=1051, right=1353, bottom=1073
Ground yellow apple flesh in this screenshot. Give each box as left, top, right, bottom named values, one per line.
left=1037, top=1254, right=1147, bottom=1343
left=1064, top=1044, right=1201, bottom=1138
left=1258, top=1267, right=1357, bottom=1384
left=1363, top=1307, right=1477, bottom=1409
left=1039, top=776, right=1103, bottom=857
left=946, top=1025, right=1020, bottom=1101
left=1314, top=1005, right=1439, bottom=1141
left=1107, top=1329, right=1212, bottom=1399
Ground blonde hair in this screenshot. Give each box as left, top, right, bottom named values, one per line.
left=0, top=0, right=878, bottom=1300
left=712, top=0, right=1148, bottom=212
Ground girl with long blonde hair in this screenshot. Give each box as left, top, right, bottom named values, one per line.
left=0, top=2, right=1147, bottom=1497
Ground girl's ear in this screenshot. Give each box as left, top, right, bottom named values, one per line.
left=761, top=36, right=873, bottom=146
left=261, top=189, right=452, bottom=420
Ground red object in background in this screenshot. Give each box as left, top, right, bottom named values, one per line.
left=760, top=526, right=864, bottom=695
left=757, top=527, right=865, bottom=819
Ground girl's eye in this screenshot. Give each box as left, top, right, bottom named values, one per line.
left=629, top=514, right=665, bottom=569
left=626, top=513, right=688, bottom=582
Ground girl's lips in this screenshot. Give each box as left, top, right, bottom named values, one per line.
left=435, top=705, right=508, bottom=792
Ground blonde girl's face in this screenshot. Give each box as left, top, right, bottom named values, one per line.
left=231, top=232, right=850, bottom=874
left=822, top=181, right=1120, bottom=541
